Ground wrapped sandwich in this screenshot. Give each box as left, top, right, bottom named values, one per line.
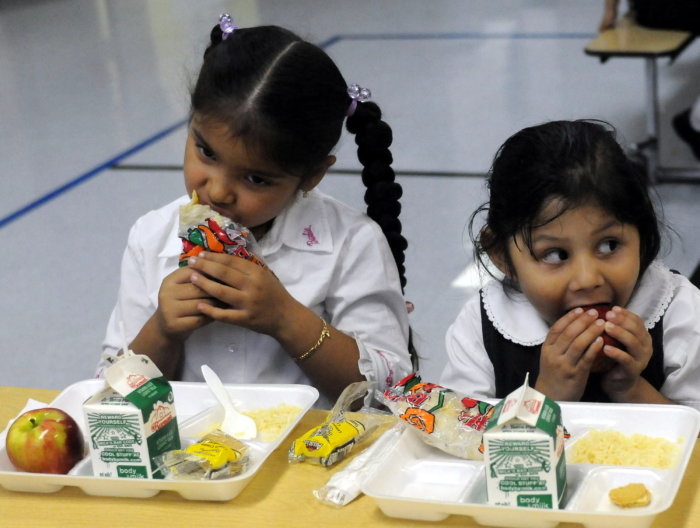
left=383, top=373, right=494, bottom=460
left=178, top=191, right=265, bottom=268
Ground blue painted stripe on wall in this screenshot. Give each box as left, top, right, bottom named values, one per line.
left=317, top=31, right=595, bottom=48
left=0, top=119, right=187, bottom=229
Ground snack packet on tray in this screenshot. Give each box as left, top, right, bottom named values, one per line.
left=179, top=190, right=265, bottom=268
left=383, top=373, right=495, bottom=460
left=289, top=381, right=385, bottom=467
left=155, top=428, right=249, bottom=480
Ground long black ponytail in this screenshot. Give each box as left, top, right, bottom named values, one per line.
left=346, top=102, right=408, bottom=289
left=346, top=101, right=417, bottom=370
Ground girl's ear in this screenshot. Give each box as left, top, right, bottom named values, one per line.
left=301, top=155, right=336, bottom=192
left=487, top=247, right=510, bottom=278
left=481, top=228, right=515, bottom=280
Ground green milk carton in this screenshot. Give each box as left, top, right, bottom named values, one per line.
left=483, top=375, right=566, bottom=509
left=83, top=353, right=180, bottom=479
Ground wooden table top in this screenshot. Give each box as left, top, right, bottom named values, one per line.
left=1, top=385, right=699, bottom=528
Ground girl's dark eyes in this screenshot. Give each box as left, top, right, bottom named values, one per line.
left=598, top=238, right=620, bottom=254
left=246, top=174, right=271, bottom=186
left=539, top=238, right=620, bottom=264
left=192, top=140, right=273, bottom=186
left=196, top=143, right=216, bottom=160
left=541, top=248, right=568, bottom=264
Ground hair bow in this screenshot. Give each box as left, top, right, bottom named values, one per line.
left=219, top=13, right=237, bottom=40
left=346, top=83, right=372, bottom=117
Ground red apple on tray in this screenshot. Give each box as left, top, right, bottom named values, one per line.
left=5, top=407, right=85, bottom=474
left=584, top=303, right=626, bottom=372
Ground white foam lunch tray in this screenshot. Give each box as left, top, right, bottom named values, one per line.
left=0, top=379, right=318, bottom=501
left=362, top=402, right=699, bottom=528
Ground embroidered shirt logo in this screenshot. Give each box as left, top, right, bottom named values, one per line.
left=303, top=225, right=319, bottom=246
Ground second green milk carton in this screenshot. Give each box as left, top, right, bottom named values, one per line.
left=483, top=374, right=567, bottom=509
left=83, top=353, right=180, bottom=479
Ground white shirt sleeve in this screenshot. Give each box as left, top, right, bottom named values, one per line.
left=439, top=293, right=496, bottom=399
left=96, top=216, right=160, bottom=376
left=659, top=275, right=700, bottom=410
left=324, top=220, right=412, bottom=394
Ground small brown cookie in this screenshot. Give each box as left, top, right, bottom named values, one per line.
left=609, top=482, right=652, bottom=508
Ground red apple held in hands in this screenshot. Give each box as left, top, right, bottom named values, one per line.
left=585, top=303, right=626, bottom=372
left=5, top=407, right=85, bottom=474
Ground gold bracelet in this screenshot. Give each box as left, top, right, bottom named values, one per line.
left=294, top=317, right=330, bottom=363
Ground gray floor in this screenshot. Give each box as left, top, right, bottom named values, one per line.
left=1, top=0, right=699, bottom=390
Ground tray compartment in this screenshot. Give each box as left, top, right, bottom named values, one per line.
left=456, top=459, right=592, bottom=509
left=567, top=466, right=667, bottom=513
left=377, top=431, right=481, bottom=502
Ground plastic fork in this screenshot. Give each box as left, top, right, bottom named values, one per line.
left=201, top=364, right=257, bottom=440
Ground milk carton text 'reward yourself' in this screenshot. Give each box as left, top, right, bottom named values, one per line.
left=483, top=375, right=567, bottom=509
left=83, top=354, right=180, bottom=479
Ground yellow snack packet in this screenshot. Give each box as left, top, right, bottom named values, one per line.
left=289, top=381, right=382, bottom=467
left=185, top=438, right=243, bottom=469
left=290, top=419, right=368, bottom=467
left=156, top=429, right=249, bottom=480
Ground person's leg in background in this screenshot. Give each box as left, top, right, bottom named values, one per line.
left=690, top=256, right=700, bottom=289
left=634, top=0, right=700, bottom=33
left=673, top=97, right=700, bottom=161
left=632, top=0, right=700, bottom=161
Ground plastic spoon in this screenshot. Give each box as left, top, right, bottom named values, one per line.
left=201, top=364, right=257, bottom=440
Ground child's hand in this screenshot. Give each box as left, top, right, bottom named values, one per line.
left=536, top=308, right=606, bottom=401
left=186, top=251, right=301, bottom=338
left=187, top=251, right=366, bottom=399
left=599, top=306, right=653, bottom=400
left=154, top=265, right=217, bottom=340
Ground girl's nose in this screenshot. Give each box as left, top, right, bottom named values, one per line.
left=207, top=175, right=235, bottom=206
left=570, top=256, right=604, bottom=291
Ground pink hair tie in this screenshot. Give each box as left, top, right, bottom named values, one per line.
left=219, top=13, right=237, bottom=40
left=346, top=83, right=371, bottom=117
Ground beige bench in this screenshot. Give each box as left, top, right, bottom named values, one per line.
left=585, top=18, right=698, bottom=183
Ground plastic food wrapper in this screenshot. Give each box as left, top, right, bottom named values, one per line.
left=383, top=373, right=494, bottom=460
left=155, top=429, right=249, bottom=480
left=288, top=381, right=384, bottom=467
left=313, top=422, right=403, bottom=507
left=178, top=190, right=265, bottom=268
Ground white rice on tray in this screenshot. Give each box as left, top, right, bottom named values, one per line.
left=243, top=404, right=302, bottom=442
left=569, top=429, right=682, bottom=468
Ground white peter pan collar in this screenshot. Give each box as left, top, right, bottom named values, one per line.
left=481, top=260, right=677, bottom=346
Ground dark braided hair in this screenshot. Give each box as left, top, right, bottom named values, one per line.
left=192, top=23, right=416, bottom=368
left=346, top=102, right=408, bottom=288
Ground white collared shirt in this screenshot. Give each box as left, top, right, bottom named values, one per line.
left=99, top=190, right=411, bottom=408
left=440, top=261, right=700, bottom=410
